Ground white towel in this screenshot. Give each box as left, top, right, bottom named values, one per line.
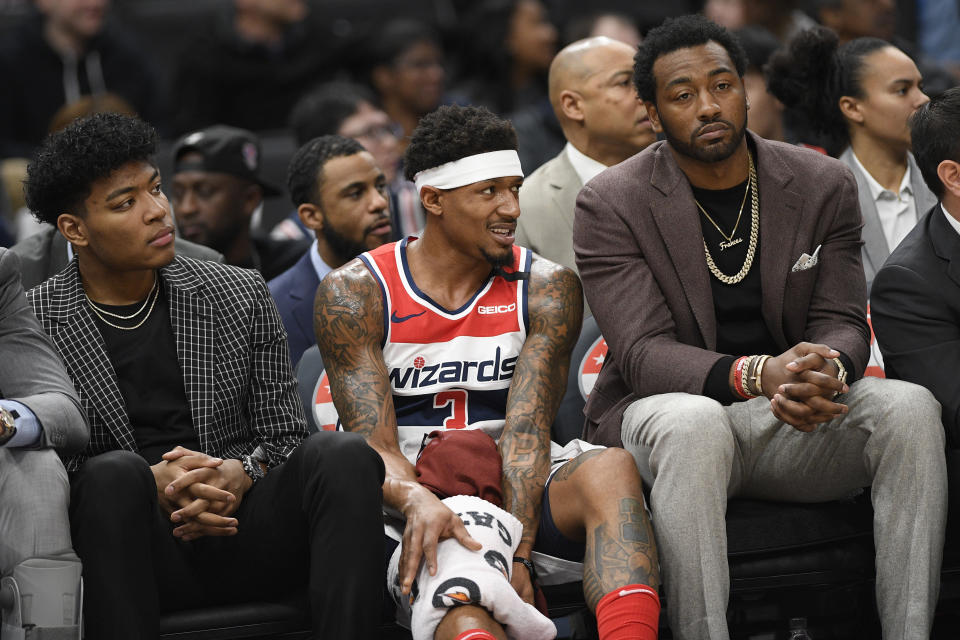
left=387, top=495, right=557, bottom=640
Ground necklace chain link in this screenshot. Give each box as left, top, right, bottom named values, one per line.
left=85, top=276, right=160, bottom=331
left=702, top=153, right=759, bottom=285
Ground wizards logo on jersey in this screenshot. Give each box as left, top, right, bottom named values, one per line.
left=388, top=347, right=518, bottom=390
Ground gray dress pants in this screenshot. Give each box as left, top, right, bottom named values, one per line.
left=620, top=377, right=947, bottom=640
left=0, top=448, right=75, bottom=575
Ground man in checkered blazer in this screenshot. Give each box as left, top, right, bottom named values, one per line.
left=24, top=113, right=385, bottom=640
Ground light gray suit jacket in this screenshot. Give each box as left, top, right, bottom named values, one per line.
left=0, top=248, right=87, bottom=454
left=11, top=226, right=225, bottom=291
left=838, top=148, right=937, bottom=290
left=516, top=149, right=591, bottom=315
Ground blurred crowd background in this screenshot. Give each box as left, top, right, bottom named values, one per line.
left=1, top=0, right=958, bottom=246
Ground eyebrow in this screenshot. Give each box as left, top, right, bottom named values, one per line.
left=105, top=169, right=160, bottom=202
left=665, top=66, right=733, bottom=89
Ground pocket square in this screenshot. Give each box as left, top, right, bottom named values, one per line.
left=791, top=244, right=822, bottom=272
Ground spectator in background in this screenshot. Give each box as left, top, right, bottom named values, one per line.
left=703, top=0, right=745, bottom=30
left=282, top=82, right=424, bottom=241
left=871, top=87, right=960, bottom=447
left=0, top=0, right=162, bottom=159
left=171, top=0, right=333, bottom=134
left=516, top=36, right=656, bottom=316
left=23, top=113, right=385, bottom=640
left=740, top=0, right=816, bottom=43
left=767, top=27, right=934, bottom=289
left=170, top=125, right=309, bottom=281
left=813, top=0, right=956, bottom=96
left=453, top=0, right=557, bottom=116
left=368, top=20, right=446, bottom=154
left=269, top=136, right=392, bottom=367
left=735, top=26, right=786, bottom=142
left=563, top=13, right=642, bottom=49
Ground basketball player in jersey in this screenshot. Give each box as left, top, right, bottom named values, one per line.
left=315, top=105, right=660, bottom=640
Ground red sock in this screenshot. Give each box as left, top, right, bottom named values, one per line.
left=595, top=584, right=661, bottom=640
left=453, top=630, right=498, bottom=640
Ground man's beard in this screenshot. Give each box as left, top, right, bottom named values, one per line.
left=321, top=218, right=379, bottom=264
left=481, top=246, right=513, bottom=270
left=662, top=112, right=748, bottom=164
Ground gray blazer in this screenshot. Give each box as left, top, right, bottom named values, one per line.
left=0, top=248, right=87, bottom=454
left=574, top=133, right=870, bottom=446
left=838, top=148, right=937, bottom=290
left=516, top=149, right=591, bottom=315
left=11, top=226, right=225, bottom=291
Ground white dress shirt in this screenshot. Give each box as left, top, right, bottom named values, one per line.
left=308, top=239, right=334, bottom=282
left=565, top=143, right=609, bottom=185
left=851, top=152, right=918, bottom=251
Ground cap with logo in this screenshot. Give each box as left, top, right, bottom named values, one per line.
left=171, top=125, right=282, bottom=197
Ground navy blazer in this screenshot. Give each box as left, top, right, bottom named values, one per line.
left=269, top=251, right=321, bottom=368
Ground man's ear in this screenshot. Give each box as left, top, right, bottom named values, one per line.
left=838, top=96, right=864, bottom=125
left=644, top=101, right=663, bottom=134
left=419, top=186, right=443, bottom=218
left=559, top=89, right=585, bottom=123
left=241, top=184, right=263, bottom=219
left=937, top=160, right=960, bottom=199
left=57, top=213, right=88, bottom=247
left=298, top=202, right=324, bottom=232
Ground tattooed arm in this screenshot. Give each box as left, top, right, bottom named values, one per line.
left=501, top=257, right=583, bottom=598
left=314, top=260, right=479, bottom=594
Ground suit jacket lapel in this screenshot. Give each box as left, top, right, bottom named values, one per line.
left=49, top=262, right=138, bottom=452
left=929, top=205, right=960, bottom=289
left=756, top=135, right=802, bottom=349
left=162, top=258, right=215, bottom=452
left=649, top=145, right=717, bottom=348
left=839, top=148, right=888, bottom=274
left=289, top=256, right=321, bottom=347
left=547, top=152, right=582, bottom=235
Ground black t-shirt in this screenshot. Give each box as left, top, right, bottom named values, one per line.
left=91, top=284, right=200, bottom=464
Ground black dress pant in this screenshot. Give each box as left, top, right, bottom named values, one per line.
left=70, top=432, right=385, bottom=640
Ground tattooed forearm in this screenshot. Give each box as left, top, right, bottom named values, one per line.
left=501, top=260, right=584, bottom=547
left=314, top=261, right=394, bottom=440
left=582, top=498, right=660, bottom=610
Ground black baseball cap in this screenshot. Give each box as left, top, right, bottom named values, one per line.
left=171, top=125, right=282, bottom=197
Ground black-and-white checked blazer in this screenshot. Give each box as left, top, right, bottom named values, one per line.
left=27, top=255, right=308, bottom=472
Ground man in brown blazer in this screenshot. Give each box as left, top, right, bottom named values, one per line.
left=516, top=36, right=656, bottom=316
left=573, top=15, right=947, bottom=640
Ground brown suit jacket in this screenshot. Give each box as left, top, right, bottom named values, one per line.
left=573, top=132, right=870, bottom=447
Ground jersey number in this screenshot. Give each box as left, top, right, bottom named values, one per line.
left=433, top=390, right=468, bottom=428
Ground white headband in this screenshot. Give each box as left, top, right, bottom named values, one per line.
left=413, top=150, right=524, bottom=194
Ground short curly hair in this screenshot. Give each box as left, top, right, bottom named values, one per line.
left=287, top=135, right=367, bottom=207
left=633, top=14, right=747, bottom=104
left=24, top=113, right=158, bottom=226
left=403, top=105, right=517, bottom=181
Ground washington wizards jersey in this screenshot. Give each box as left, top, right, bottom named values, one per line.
left=359, top=238, right=531, bottom=464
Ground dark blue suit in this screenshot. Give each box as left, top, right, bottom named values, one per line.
left=269, top=251, right=321, bottom=368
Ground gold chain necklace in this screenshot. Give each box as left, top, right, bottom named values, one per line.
left=694, top=173, right=750, bottom=248
left=703, top=153, right=758, bottom=285
left=85, top=278, right=160, bottom=331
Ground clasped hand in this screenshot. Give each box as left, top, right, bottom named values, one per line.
left=762, top=342, right=849, bottom=432
left=150, top=446, right=253, bottom=541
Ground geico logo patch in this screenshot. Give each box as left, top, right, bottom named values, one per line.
left=478, top=303, right=516, bottom=315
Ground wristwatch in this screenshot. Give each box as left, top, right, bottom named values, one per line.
left=0, top=407, right=19, bottom=446
left=241, top=454, right=266, bottom=485
left=831, top=357, right=848, bottom=398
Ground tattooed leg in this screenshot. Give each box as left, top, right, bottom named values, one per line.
left=546, top=448, right=660, bottom=611
left=435, top=605, right=507, bottom=640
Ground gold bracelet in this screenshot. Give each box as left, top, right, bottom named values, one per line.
left=752, top=355, right=771, bottom=397
left=740, top=355, right=758, bottom=398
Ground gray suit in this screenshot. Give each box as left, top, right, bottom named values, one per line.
left=838, top=148, right=937, bottom=290
left=11, top=226, right=224, bottom=290
left=0, top=248, right=88, bottom=575
left=516, top=149, right=590, bottom=315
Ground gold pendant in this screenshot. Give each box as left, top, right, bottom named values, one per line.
left=719, top=237, right=743, bottom=251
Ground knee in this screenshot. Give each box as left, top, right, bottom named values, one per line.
left=575, top=448, right=644, bottom=495
left=860, top=379, right=945, bottom=450
left=296, top=431, right=385, bottom=486
left=72, top=451, right=153, bottom=508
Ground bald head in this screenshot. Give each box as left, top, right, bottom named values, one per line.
left=549, top=37, right=637, bottom=113
left=548, top=36, right=654, bottom=166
